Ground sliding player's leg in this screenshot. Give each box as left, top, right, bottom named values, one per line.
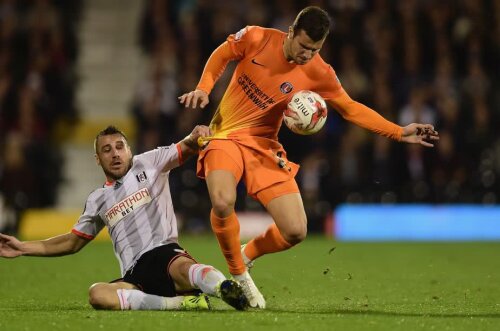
left=172, top=256, right=248, bottom=310
left=87, top=244, right=215, bottom=311
left=88, top=281, right=209, bottom=311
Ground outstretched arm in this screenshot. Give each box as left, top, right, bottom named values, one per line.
left=0, top=232, right=90, bottom=258
left=178, top=41, right=239, bottom=109
left=328, top=90, right=403, bottom=140
left=328, top=90, right=439, bottom=147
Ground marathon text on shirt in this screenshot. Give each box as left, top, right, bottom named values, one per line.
left=104, top=188, right=152, bottom=227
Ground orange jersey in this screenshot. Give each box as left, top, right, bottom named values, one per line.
left=197, top=26, right=403, bottom=142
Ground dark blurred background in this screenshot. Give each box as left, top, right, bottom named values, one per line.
left=1, top=0, right=499, bottom=235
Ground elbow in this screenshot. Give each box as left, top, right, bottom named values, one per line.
left=67, top=232, right=90, bottom=254
left=69, top=246, right=82, bottom=254
left=69, top=242, right=86, bottom=254
left=67, top=238, right=87, bottom=254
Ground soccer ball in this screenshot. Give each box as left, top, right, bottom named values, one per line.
left=283, top=90, right=328, bottom=135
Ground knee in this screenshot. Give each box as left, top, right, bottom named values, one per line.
left=88, top=283, right=111, bottom=310
left=281, top=223, right=307, bottom=246
left=211, top=190, right=236, bottom=217
left=169, top=258, right=196, bottom=292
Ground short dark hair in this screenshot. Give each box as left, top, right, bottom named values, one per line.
left=94, top=125, right=128, bottom=152
left=292, top=6, right=331, bottom=42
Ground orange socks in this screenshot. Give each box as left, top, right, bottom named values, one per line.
left=210, top=209, right=246, bottom=275
left=210, top=210, right=295, bottom=273
left=244, top=223, right=293, bottom=261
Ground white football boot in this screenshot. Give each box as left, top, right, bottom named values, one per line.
left=233, top=271, right=266, bottom=309
left=241, top=244, right=254, bottom=271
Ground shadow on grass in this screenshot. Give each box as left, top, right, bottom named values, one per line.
left=3, top=305, right=500, bottom=319
left=0, top=304, right=86, bottom=312
left=266, top=308, right=500, bottom=319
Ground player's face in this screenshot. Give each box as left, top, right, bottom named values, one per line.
left=95, top=134, right=133, bottom=180
left=286, top=29, right=325, bottom=65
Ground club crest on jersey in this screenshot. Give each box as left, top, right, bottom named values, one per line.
left=280, top=82, right=293, bottom=94
left=136, top=171, right=148, bottom=183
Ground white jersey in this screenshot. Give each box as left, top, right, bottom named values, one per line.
left=72, top=144, right=182, bottom=276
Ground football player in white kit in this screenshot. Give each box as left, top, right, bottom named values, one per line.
left=0, top=125, right=249, bottom=311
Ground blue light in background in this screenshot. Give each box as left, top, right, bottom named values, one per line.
left=335, top=204, right=500, bottom=241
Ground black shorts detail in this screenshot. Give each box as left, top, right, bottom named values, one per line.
left=113, top=243, right=199, bottom=297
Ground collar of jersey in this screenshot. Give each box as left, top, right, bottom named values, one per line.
left=105, top=179, right=123, bottom=188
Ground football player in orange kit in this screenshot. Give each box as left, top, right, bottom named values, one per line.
left=179, top=6, right=439, bottom=309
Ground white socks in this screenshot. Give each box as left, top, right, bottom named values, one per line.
left=116, top=263, right=227, bottom=310
left=117, top=289, right=183, bottom=310
left=188, top=264, right=226, bottom=296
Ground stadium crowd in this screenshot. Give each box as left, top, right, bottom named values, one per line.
left=0, top=0, right=82, bottom=233
left=1, top=0, right=498, bottom=234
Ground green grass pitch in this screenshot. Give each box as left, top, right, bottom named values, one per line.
left=1, top=235, right=499, bottom=330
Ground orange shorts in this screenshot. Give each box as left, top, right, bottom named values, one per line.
left=197, top=139, right=300, bottom=206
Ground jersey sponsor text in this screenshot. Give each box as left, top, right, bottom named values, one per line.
left=104, top=187, right=152, bottom=227
left=237, top=73, right=275, bottom=110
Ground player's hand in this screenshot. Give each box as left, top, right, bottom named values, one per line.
left=401, top=123, right=439, bottom=147
left=0, top=233, right=24, bottom=258
left=178, top=89, right=209, bottom=109
left=184, top=125, right=212, bottom=149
